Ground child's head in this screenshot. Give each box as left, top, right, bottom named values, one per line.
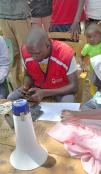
left=86, top=23, right=101, bottom=45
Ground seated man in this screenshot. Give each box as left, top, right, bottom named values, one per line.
left=0, top=36, right=9, bottom=99
left=8, top=27, right=78, bottom=102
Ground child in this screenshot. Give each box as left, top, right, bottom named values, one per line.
left=81, top=23, right=101, bottom=71
left=80, top=23, right=101, bottom=96
left=0, top=36, right=9, bottom=99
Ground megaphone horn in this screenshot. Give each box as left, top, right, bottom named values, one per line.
left=10, top=99, right=48, bottom=170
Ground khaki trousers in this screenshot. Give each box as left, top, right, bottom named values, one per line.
left=0, top=18, right=31, bottom=88
left=31, top=15, right=51, bottom=32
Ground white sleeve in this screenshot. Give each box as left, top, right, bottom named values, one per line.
left=0, top=37, right=10, bottom=83
left=67, top=56, right=77, bottom=75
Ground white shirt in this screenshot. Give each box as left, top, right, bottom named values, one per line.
left=0, top=36, right=9, bottom=84
left=67, top=57, right=77, bottom=75
left=85, top=0, right=101, bottom=20
left=90, top=55, right=101, bottom=81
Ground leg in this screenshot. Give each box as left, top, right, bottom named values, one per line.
left=7, top=88, right=22, bottom=101
left=56, top=95, right=75, bottom=103
left=0, top=80, right=9, bottom=99
left=42, top=15, right=51, bottom=32
left=0, top=19, right=31, bottom=88
left=14, top=19, right=31, bottom=85
left=31, top=17, right=42, bottom=28
left=0, top=19, right=21, bottom=88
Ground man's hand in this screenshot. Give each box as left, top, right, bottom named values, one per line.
left=69, top=0, right=85, bottom=42
left=27, top=88, right=45, bottom=102
left=61, top=110, right=80, bottom=125
left=70, top=22, right=80, bottom=42
left=19, top=86, right=30, bottom=98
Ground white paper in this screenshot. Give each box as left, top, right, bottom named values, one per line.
left=38, top=102, right=80, bottom=121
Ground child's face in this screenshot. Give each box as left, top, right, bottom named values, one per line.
left=86, top=31, right=101, bottom=45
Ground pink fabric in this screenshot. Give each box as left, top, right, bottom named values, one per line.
left=48, top=122, right=101, bottom=174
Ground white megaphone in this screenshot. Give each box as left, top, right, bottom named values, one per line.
left=10, top=99, right=48, bottom=170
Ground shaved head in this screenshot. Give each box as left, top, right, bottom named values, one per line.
left=25, top=26, right=51, bottom=62
left=26, top=26, right=49, bottom=50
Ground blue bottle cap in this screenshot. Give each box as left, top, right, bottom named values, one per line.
left=12, top=99, right=29, bottom=116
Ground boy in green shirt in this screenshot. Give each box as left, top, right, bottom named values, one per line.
left=81, top=23, right=101, bottom=71
left=80, top=23, right=101, bottom=96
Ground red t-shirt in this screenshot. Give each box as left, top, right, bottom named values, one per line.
left=52, top=0, right=85, bottom=25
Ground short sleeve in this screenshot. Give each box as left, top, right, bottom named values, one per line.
left=81, top=44, right=90, bottom=57
left=67, top=56, right=77, bottom=75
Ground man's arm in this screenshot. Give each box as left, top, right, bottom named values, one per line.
left=27, top=71, right=78, bottom=102
left=61, top=109, right=101, bottom=124
left=70, top=0, right=85, bottom=41
left=20, top=71, right=34, bottom=98
left=44, top=57, right=78, bottom=96
left=27, top=57, right=78, bottom=102
left=23, top=71, right=33, bottom=90
left=73, top=0, right=85, bottom=25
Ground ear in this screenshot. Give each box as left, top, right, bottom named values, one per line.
left=46, top=40, right=50, bottom=49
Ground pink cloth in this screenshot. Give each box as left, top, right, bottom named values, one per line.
left=48, top=122, right=101, bottom=174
